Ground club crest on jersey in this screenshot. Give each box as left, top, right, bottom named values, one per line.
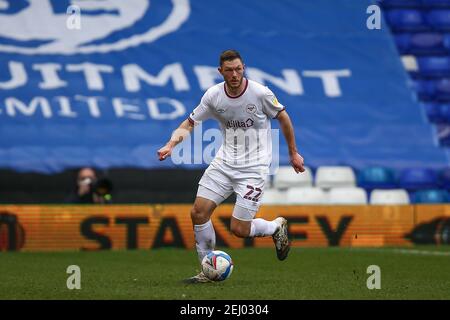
left=246, top=104, right=257, bottom=114
left=226, top=118, right=254, bottom=129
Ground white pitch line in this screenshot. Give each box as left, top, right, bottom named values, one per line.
left=390, top=249, right=450, bottom=256
left=343, top=247, right=450, bottom=256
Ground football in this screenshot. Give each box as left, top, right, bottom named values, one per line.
left=201, top=250, right=234, bottom=281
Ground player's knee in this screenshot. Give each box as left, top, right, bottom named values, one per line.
left=190, top=204, right=209, bottom=224
left=230, top=224, right=250, bottom=238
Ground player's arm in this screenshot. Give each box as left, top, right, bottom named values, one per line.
left=157, top=118, right=194, bottom=161
left=276, top=110, right=305, bottom=173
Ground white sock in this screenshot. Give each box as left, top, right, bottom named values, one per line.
left=194, top=220, right=215, bottom=264
left=249, top=218, right=278, bottom=237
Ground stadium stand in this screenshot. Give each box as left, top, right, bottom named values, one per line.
left=0, top=0, right=449, bottom=204
left=376, top=0, right=450, bottom=204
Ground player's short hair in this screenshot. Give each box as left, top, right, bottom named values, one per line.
left=219, top=50, right=243, bottom=66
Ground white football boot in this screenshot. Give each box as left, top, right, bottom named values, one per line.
left=183, top=271, right=213, bottom=284
left=272, top=217, right=291, bottom=261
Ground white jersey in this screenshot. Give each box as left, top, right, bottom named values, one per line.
left=188, top=78, right=285, bottom=175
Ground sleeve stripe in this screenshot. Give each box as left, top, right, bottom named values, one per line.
left=273, top=108, right=286, bottom=119
left=187, top=117, right=195, bottom=126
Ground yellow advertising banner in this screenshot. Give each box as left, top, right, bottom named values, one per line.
left=0, top=204, right=448, bottom=251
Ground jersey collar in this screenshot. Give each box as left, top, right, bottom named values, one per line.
left=224, top=78, right=248, bottom=99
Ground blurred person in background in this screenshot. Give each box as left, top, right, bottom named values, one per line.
left=66, top=167, right=113, bottom=204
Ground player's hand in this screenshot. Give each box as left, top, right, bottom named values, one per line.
left=157, top=144, right=172, bottom=161
left=290, top=153, right=305, bottom=173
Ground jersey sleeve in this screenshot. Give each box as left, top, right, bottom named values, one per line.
left=262, top=87, right=285, bottom=119
left=188, top=91, right=214, bottom=125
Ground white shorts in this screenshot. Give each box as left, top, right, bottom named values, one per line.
left=196, top=163, right=268, bottom=221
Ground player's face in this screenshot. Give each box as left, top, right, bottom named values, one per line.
left=219, top=59, right=245, bottom=89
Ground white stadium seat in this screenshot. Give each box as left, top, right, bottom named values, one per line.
left=315, top=166, right=356, bottom=189
left=273, top=166, right=313, bottom=189
left=261, top=188, right=287, bottom=204
left=328, top=187, right=368, bottom=205
left=370, top=189, right=410, bottom=205
left=286, top=187, right=328, bottom=205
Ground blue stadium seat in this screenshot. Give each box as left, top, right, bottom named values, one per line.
left=396, top=33, right=449, bottom=55
left=439, top=167, right=450, bottom=188
left=441, top=33, right=450, bottom=50
left=409, top=33, right=446, bottom=54
left=413, top=189, right=449, bottom=203
left=357, top=167, right=398, bottom=190
left=424, top=0, right=450, bottom=8
left=417, top=56, right=450, bottom=76
left=436, top=124, right=450, bottom=145
left=439, top=103, right=450, bottom=120
left=426, top=10, right=450, bottom=31
left=399, top=168, right=439, bottom=190
left=435, top=78, right=450, bottom=100
left=379, top=0, right=422, bottom=8
left=411, top=79, right=436, bottom=100
left=394, top=34, right=412, bottom=53
left=385, top=9, right=428, bottom=31
left=423, top=102, right=444, bottom=122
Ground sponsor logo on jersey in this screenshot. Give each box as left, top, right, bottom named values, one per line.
left=226, top=118, right=254, bottom=129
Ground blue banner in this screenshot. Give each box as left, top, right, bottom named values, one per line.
left=0, top=0, right=447, bottom=173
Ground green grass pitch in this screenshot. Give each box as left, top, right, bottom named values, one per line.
left=1, top=246, right=449, bottom=300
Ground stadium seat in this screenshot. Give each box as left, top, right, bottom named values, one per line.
left=357, top=167, right=398, bottom=190
left=435, top=78, right=450, bottom=100
left=410, top=33, right=446, bottom=55
left=379, top=0, right=422, bottom=8
left=417, top=56, right=450, bottom=76
left=425, top=0, right=450, bottom=8
left=328, top=187, right=368, bottom=205
left=423, top=103, right=444, bottom=122
left=439, top=104, right=450, bottom=121
left=285, top=187, right=328, bottom=205
left=394, top=34, right=412, bottom=54
left=385, top=9, right=428, bottom=31
left=315, top=166, right=356, bottom=189
left=395, top=33, right=448, bottom=55
left=411, top=79, right=436, bottom=100
left=437, top=123, right=450, bottom=145
left=399, top=168, right=439, bottom=190
left=412, top=189, right=449, bottom=203
left=426, top=10, right=450, bottom=31
left=261, top=188, right=287, bottom=205
left=370, top=189, right=410, bottom=204
left=273, top=166, right=313, bottom=189
left=439, top=167, right=450, bottom=188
